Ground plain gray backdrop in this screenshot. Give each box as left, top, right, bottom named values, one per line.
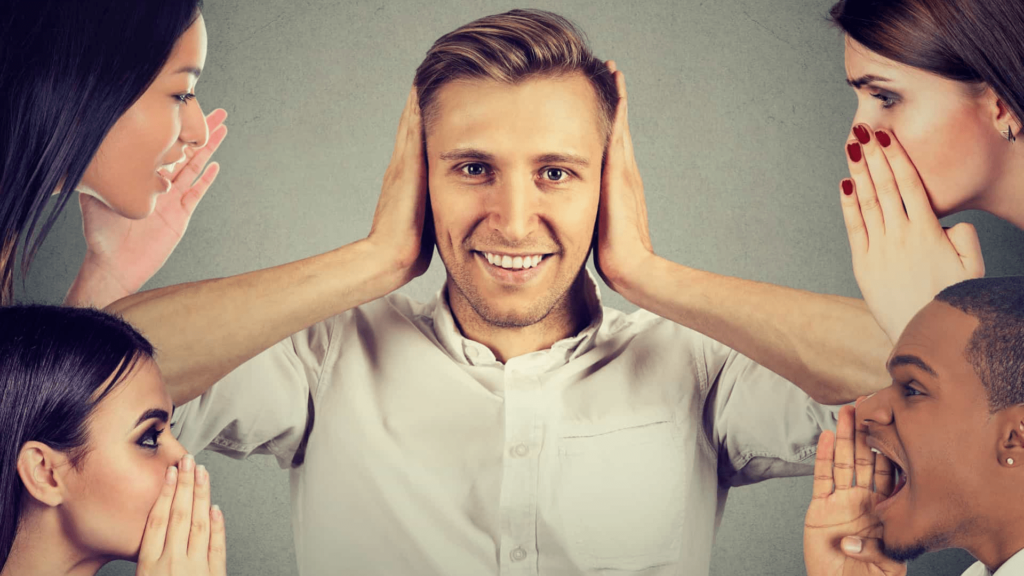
left=18, top=0, right=1024, bottom=574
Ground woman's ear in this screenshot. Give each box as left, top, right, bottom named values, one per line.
left=983, top=87, right=1022, bottom=140
left=16, top=441, right=68, bottom=507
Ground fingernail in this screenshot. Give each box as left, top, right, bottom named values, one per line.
left=853, top=125, right=871, bottom=144
left=212, top=504, right=223, bottom=520
left=841, top=537, right=863, bottom=554
left=166, top=466, right=177, bottom=485
left=842, top=179, right=854, bottom=196
left=181, top=454, right=194, bottom=472
left=847, top=142, right=862, bottom=162
left=197, top=464, right=208, bottom=485
left=875, top=131, right=891, bottom=147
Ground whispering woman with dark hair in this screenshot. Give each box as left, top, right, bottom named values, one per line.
left=0, top=0, right=228, bottom=307
left=0, top=306, right=226, bottom=575
left=824, top=0, right=1024, bottom=344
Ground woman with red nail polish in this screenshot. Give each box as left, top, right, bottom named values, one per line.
left=824, top=0, right=1024, bottom=345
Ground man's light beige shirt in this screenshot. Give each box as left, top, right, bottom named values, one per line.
left=173, top=274, right=835, bottom=575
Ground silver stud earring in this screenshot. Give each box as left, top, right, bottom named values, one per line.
left=1009, top=458, right=1015, bottom=465
left=1002, top=125, right=1017, bottom=142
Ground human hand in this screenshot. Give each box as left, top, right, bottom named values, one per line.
left=366, top=85, right=433, bottom=285
left=804, top=403, right=905, bottom=576
left=593, top=61, right=655, bottom=296
left=841, top=125, right=984, bottom=342
left=69, top=109, right=228, bottom=308
left=136, top=456, right=226, bottom=576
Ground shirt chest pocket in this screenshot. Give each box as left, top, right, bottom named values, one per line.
left=555, top=420, right=688, bottom=572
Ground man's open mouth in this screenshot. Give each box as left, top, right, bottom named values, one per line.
left=870, top=445, right=909, bottom=501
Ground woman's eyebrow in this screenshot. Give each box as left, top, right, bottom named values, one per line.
left=175, top=66, right=202, bottom=78
left=133, top=408, right=170, bottom=429
left=847, top=74, right=893, bottom=89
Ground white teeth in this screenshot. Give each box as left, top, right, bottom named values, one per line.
left=482, top=253, right=545, bottom=270
left=870, top=448, right=881, bottom=455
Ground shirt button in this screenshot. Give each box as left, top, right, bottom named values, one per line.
left=511, top=444, right=529, bottom=457
left=510, top=547, right=527, bottom=562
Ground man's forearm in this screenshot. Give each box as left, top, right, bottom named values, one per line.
left=619, top=255, right=892, bottom=404
left=107, top=239, right=406, bottom=405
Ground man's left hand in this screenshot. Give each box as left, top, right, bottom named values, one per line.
left=594, top=62, right=655, bottom=295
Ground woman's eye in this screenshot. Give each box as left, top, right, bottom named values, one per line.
left=542, top=168, right=566, bottom=182
left=175, top=93, right=196, bottom=104
left=871, top=92, right=897, bottom=109
left=461, top=163, right=487, bottom=177
left=138, top=427, right=164, bottom=450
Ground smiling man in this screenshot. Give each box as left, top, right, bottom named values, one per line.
left=109, top=9, right=894, bottom=576
left=804, top=276, right=1024, bottom=576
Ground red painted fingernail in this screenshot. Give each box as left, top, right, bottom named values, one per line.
left=875, top=131, right=891, bottom=147
left=847, top=142, right=862, bottom=162
left=842, top=180, right=854, bottom=196
left=853, top=125, right=871, bottom=144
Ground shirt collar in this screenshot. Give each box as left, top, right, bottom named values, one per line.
left=994, top=548, right=1024, bottom=576
left=429, top=269, right=606, bottom=369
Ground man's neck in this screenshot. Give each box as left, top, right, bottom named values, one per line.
left=447, top=275, right=593, bottom=363
left=966, top=516, right=1024, bottom=574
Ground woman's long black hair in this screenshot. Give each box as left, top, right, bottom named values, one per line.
left=0, top=305, right=154, bottom=566
left=830, top=0, right=1024, bottom=138
left=0, top=0, right=203, bottom=305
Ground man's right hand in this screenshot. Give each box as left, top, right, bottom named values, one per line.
left=366, top=85, right=434, bottom=286
left=804, top=404, right=906, bottom=576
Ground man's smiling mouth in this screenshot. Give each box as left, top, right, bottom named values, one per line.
left=483, top=252, right=547, bottom=270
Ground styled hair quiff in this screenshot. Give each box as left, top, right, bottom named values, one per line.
left=413, top=9, right=619, bottom=138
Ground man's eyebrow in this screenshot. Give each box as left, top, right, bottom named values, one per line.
left=534, top=153, right=590, bottom=168
left=887, top=354, right=937, bottom=377
left=846, top=74, right=892, bottom=89
left=438, top=149, right=590, bottom=168
left=439, top=148, right=495, bottom=163
left=175, top=66, right=202, bottom=78
left=134, top=408, right=171, bottom=429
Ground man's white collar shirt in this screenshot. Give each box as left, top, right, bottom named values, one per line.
left=962, top=549, right=1024, bottom=576
left=172, top=273, right=836, bottom=575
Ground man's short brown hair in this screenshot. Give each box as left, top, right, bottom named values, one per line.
left=413, top=9, right=618, bottom=139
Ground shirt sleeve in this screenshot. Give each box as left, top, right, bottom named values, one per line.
left=170, top=319, right=334, bottom=469
left=699, top=336, right=839, bottom=487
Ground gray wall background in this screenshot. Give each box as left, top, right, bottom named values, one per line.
left=18, top=0, right=1024, bottom=574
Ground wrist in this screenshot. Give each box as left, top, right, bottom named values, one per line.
left=65, top=255, right=135, bottom=308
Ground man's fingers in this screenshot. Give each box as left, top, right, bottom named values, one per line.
left=187, top=464, right=212, bottom=559
left=139, top=465, right=178, bottom=563
left=945, top=222, right=986, bottom=278
left=166, top=454, right=196, bottom=555
left=391, top=85, right=417, bottom=160
left=874, top=129, right=934, bottom=227
left=857, top=125, right=906, bottom=232
left=854, top=418, right=874, bottom=490
left=874, top=451, right=896, bottom=497
left=833, top=405, right=857, bottom=489
left=839, top=179, right=868, bottom=255
left=209, top=505, right=227, bottom=576
left=841, top=537, right=907, bottom=576
left=811, top=430, right=836, bottom=499
left=182, top=162, right=220, bottom=214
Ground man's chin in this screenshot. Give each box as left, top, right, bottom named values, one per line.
left=881, top=526, right=951, bottom=563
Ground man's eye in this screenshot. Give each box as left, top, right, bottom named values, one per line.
left=461, top=163, right=487, bottom=177
left=543, top=168, right=566, bottom=181
left=902, top=383, right=923, bottom=397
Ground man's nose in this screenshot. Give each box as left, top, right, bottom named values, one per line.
left=856, top=387, right=895, bottom=427
left=488, top=176, right=539, bottom=243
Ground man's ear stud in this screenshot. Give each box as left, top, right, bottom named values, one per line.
left=1008, top=458, right=1015, bottom=465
